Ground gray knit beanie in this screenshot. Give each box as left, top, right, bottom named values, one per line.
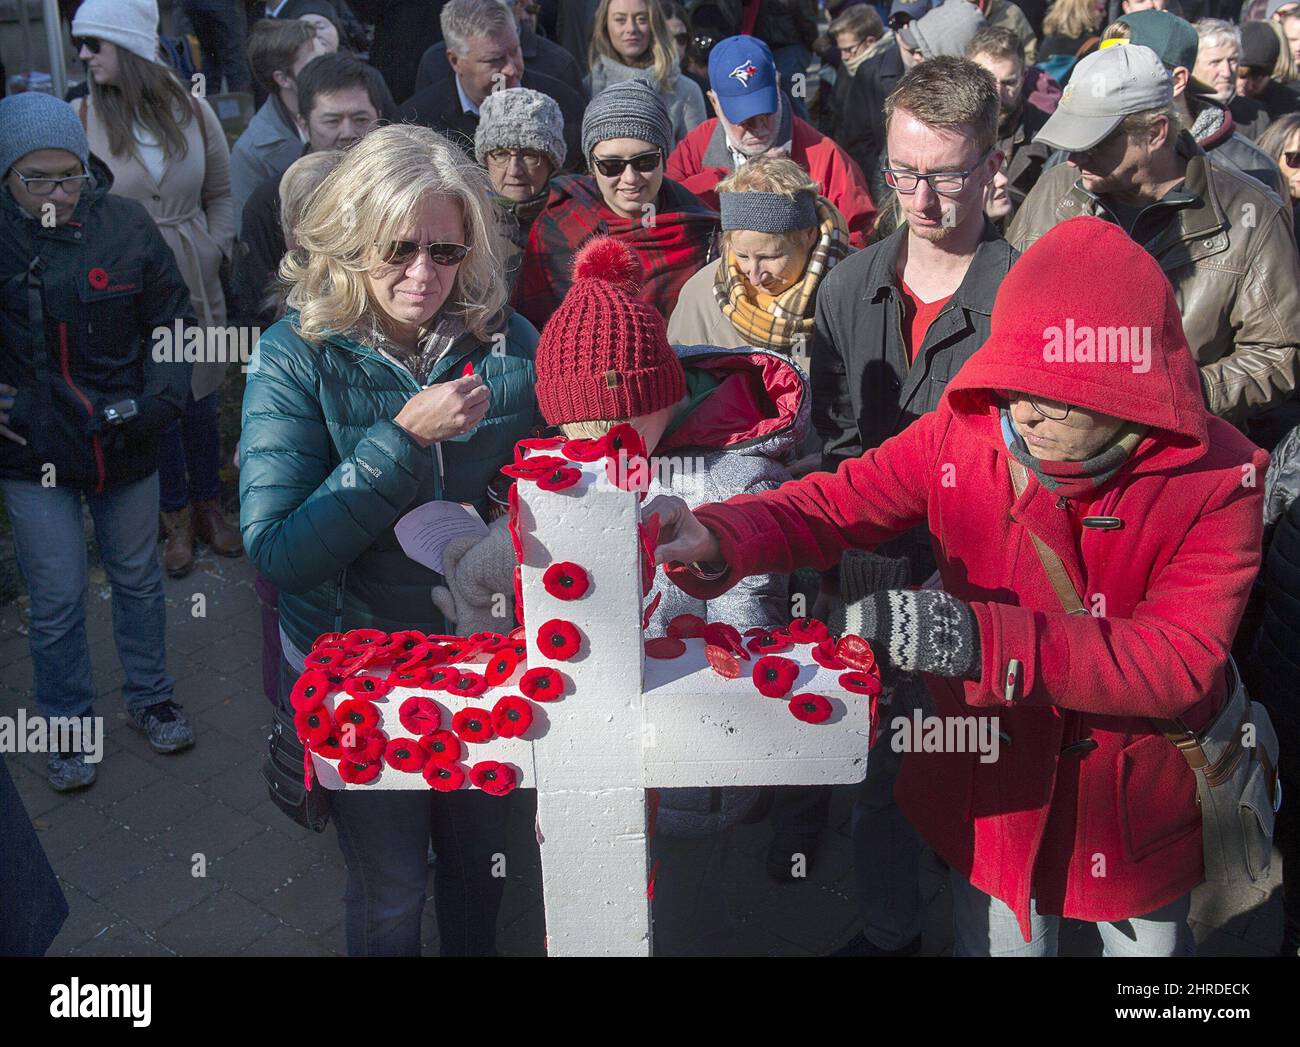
left=475, top=87, right=567, bottom=170
left=71, top=0, right=162, bottom=65
left=581, top=79, right=673, bottom=161
left=0, top=93, right=91, bottom=179
left=901, top=0, right=986, bottom=59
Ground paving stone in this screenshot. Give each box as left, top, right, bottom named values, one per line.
left=68, top=922, right=175, bottom=956
left=160, top=725, right=255, bottom=784
left=58, top=826, right=169, bottom=901
left=208, top=831, right=321, bottom=903
left=106, top=776, right=210, bottom=835
left=6, top=760, right=67, bottom=820
left=49, top=881, right=121, bottom=953
left=196, top=691, right=273, bottom=746
left=244, top=923, right=334, bottom=957
left=149, top=801, right=268, bottom=862
left=214, top=755, right=270, bottom=813
left=98, top=856, right=222, bottom=928
left=154, top=888, right=281, bottom=956
left=31, top=795, right=117, bottom=862
left=263, top=861, right=347, bottom=935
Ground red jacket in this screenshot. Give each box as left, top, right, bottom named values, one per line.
left=666, top=116, right=877, bottom=249
left=669, top=218, right=1267, bottom=939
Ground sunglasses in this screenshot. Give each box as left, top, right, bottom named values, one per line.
left=378, top=240, right=469, bottom=266
left=591, top=149, right=662, bottom=178
left=1284, top=151, right=1300, bottom=167
left=73, top=36, right=102, bottom=54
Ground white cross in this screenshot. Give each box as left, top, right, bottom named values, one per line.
left=309, top=456, right=871, bottom=956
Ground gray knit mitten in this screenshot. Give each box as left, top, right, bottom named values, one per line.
left=832, top=588, right=982, bottom=681
left=431, top=515, right=516, bottom=637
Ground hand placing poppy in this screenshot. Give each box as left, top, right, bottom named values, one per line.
left=469, top=760, right=518, bottom=796
left=485, top=649, right=520, bottom=686
left=537, top=618, right=582, bottom=661
left=491, top=695, right=534, bottom=738
left=789, top=693, right=833, bottom=724
left=289, top=670, right=332, bottom=712
left=398, top=695, right=442, bottom=736
left=542, top=562, right=589, bottom=600
left=446, top=670, right=489, bottom=698
left=384, top=737, right=429, bottom=772
left=752, top=655, right=800, bottom=699
left=421, top=730, right=461, bottom=762
left=536, top=465, right=581, bottom=491
left=334, top=697, right=381, bottom=732
left=519, top=666, right=565, bottom=701
left=294, top=706, right=333, bottom=748
left=342, top=674, right=392, bottom=700
left=839, top=670, right=882, bottom=696
left=451, top=707, right=495, bottom=743
left=423, top=759, right=466, bottom=791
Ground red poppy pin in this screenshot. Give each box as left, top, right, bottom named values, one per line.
left=666, top=614, right=707, bottom=639
left=485, top=649, right=520, bottom=686
left=752, top=655, right=799, bottom=699
left=289, top=670, right=331, bottom=712
left=423, top=759, right=466, bottom=791
left=519, top=666, right=565, bottom=701
left=342, top=674, right=392, bottom=700
left=334, top=697, right=381, bottom=732
left=87, top=267, right=109, bottom=290
left=421, top=730, right=462, bottom=762
left=811, top=639, right=847, bottom=670
left=536, top=465, right=581, bottom=491
left=446, top=670, right=488, bottom=698
left=787, top=618, right=831, bottom=644
left=469, top=760, right=518, bottom=796
left=645, top=637, right=686, bottom=659
left=339, top=757, right=382, bottom=784
left=839, top=670, right=882, bottom=696
left=451, top=707, right=495, bottom=743
left=384, top=737, right=429, bottom=772
left=542, top=561, right=589, bottom=600
left=835, top=635, right=877, bottom=672
left=491, top=695, right=534, bottom=738
left=397, top=695, right=442, bottom=736
left=537, top=619, right=581, bottom=661
left=293, top=706, right=333, bottom=748
left=789, top=693, right=833, bottom=724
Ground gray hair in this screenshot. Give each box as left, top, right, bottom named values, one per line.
left=441, top=0, right=516, bottom=56
left=1194, top=17, right=1240, bottom=53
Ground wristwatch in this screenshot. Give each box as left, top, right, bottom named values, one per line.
left=102, top=399, right=139, bottom=426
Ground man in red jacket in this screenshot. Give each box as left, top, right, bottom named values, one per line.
left=666, top=35, right=878, bottom=248
left=648, top=216, right=1268, bottom=955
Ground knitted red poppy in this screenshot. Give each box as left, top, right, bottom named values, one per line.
left=384, top=737, right=428, bottom=772
left=747, top=633, right=794, bottom=655
left=502, top=455, right=568, bottom=480
left=604, top=422, right=646, bottom=460
left=639, top=517, right=659, bottom=595
left=519, top=666, right=565, bottom=701
left=446, top=670, right=489, bottom=698
left=537, top=465, right=581, bottom=491
left=398, top=695, right=442, bottom=736
left=334, top=698, right=381, bottom=732
left=339, top=757, right=382, bottom=784
left=562, top=436, right=607, bottom=462
left=491, top=695, right=534, bottom=738
left=470, top=760, right=518, bottom=796
left=645, top=637, right=686, bottom=659
left=396, top=643, right=451, bottom=670
left=835, top=635, right=877, bottom=672
left=811, top=639, right=847, bottom=670
left=423, top=759, right=466, bottom=791
left=515, top=436, right=565, bottom=459
left=839, top=670, right=882, bottom=696
left=342, top=628, right=389, bottom=651
left=705, top=644, right=741, bottom=679
left=312, top=631, right=346, bottom=648
left=485, top=649, right=520, bottom=686
left=289, top=670, right=331, bottom=712
left=752, top=655, right=799, bottom=698
left=340, top=728, right=385, bottom=766
left=451, top=707, right=495, bottom=743
left=606, top=451, right=652, bottom=493
left=702, top=622, right=744, bottom=654
left=789, top=693, right=833, bottom=724
left=788, top=616, right=831, bottom=643
left=309, top=729, right=344, bottom=761
left=641, top=591, right=662, bottom=630
left=542, top=562, right=589, bottom=600
left=421, top=730, right=461, bottom=762
left=667, top=614, right=707, bottom=639
left=385, top=666, right=432, bottom=689
left=342, top=674, right=392, bottom=700
left=388, top=629, right=428, bottom=655
left=423, top=666, right=456, bottom=691
left=294, top=706, right=333, bottom=748
left=537, top=619, right=581, bottom=660
left=303, top=643, right=348, bottom=671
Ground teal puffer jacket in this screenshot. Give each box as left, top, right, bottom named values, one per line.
left=239, top=309, right=539, bottom=655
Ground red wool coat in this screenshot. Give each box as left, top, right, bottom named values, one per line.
left=666, top=115, right=877, bottom=249
left=668, top=218, right=1268, bottom=939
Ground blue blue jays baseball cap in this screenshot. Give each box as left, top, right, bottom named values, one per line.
left=707, top=35, right=780, bottom=124
left=889, top=0, right=933, bottom=21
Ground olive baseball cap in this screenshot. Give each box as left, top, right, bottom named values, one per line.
left=1034, top=44, right=1173, bottom=153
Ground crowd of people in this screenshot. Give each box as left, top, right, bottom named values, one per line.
left=2, top=0, right=1299, bottom=959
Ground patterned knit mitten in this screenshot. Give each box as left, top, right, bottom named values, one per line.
left=832, top=588, right=982, bottom=681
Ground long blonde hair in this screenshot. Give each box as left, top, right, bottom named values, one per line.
left=589, top=0, right=679, bottom=92
left=89, top=45, right=195, bottom=161
left=282, top=124, right=510, bottom=344
left=1042, top=0, right=1102, bottom=42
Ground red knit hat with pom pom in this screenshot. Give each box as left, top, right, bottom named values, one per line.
left=534, top=238, right=686, bottom=425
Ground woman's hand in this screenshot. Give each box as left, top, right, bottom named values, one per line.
left=394, top=374, right=489, bottom=446
left=644, top=495, right=723, bottom=566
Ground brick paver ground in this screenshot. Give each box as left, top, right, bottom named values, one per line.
left=0, top=548, right=1286, bottom=956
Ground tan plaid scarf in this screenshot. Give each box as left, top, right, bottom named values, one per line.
left=713, top=195, right=850, bottom=352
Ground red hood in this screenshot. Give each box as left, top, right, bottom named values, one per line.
left=944, top=216, right=1210, bottom=474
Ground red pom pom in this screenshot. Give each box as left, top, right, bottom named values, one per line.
left=572, top=237, right=643, bottom=291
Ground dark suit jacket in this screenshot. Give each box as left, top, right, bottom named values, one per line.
left=413, top=24, right=587, bottom=100
left=840, top=42, right=905, bottom=205
left=401, top=69, right=587, bottom=171
left=347, top=0, right=445, bottom=106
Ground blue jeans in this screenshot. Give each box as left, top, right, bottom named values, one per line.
left=950, top=871, right=1195, bottom=957
left=158, top=391, right=223, bottom=514
left=277, top=659, right=511, bottom=956
left=0, top=474, right=174, bottom=720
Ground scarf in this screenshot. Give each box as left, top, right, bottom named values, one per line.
left=712, top=195, right=849, bottom=351
left=1001, top=409, right=1146, bottom=499
left=492, top=188, right=549, bottom=249
left=361, top=311, right=466, bottom=385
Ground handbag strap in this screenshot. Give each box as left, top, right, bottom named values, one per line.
left=1007, top=458, right=1205, bottom=767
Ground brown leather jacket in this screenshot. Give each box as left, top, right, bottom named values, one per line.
left=1007, top=132, right=1300, bottom=425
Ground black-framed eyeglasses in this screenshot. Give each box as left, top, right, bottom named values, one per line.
left=484, top=148, right=548, bottom=171
left=11, top=169, right=92, bottom=196
left=1284, top=150, right=1300, bottom=167
left=883, top=148, right=992, bottom=195
left=73, top=36, right=102, bottom=54
left=377, top=240, right=470, bottom=266
left=591, top=149, right=662, bottom=178
left=838, top=38, right=869, bottom=59
left=1004, top=391, right=1073, bottom=421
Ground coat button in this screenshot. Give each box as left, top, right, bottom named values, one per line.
left=152, top=194, right=161, bottom=201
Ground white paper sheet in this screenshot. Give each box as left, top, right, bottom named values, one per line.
left=395, top=500, right=488, bottom=574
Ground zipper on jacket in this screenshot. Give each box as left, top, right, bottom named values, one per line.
left=58, top=321, right=105, bottom=493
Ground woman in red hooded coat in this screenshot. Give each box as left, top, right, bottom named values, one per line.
left=648, top=216, right=1269, bottom=955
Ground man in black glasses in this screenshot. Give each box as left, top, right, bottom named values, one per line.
left=1009, top=43, right=1300, bottom=430
left=0, top=92, right=196, bottom=791
left=810, top=56, right=1015, bottom=957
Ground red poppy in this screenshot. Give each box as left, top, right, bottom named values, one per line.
left=87, top=267, right=109, bottom=290
left=705, top=644, right=740, bottom=679
left=789, top=693, right=833, bottom=724
left=743, top=627, right=769, bottom=638
left=312, top=631, right=346, bottom=648
left=811, top=639, right=847, bottom=670
left=702, top=622, right=744, bottom=654
left=747, top=633, right=794, bottom=655
left=446, top=670, right=489, bottom=697
left=645, top=637, right=687, bottom=659
left=388, top=629, right=428, bottom=654
left=605, top=451, right=652, bottom=493
left=294, top=706, right=333, bottom=747
left=423, top=666, right=456, bottom=691
left=309, top=729, right=344, bottom=761
left=839, top=670, right=882, bottom=697
left=338, top=757, right=382, bottom=784
left=334, top=698, right=380, bottom=732
left=384, top=737, right=428, bottom=772
left=423, top=759, right=466, bottom=791
left=340, top=727, right=385, bottom=766
left=467, top=631, right=505, bottom=652
left=491, top=695, right=534, bottom=738
left=396, top=643, right=451, bottom=670
left=342, top=674, right=392, bottom=700
left=335, top=649, right=380, bottom=677
left=835, top=635, right=877, bottom=672
left=787, top=618, right=831, bottom=644
left=421, top=730, right=461, bottom=762
left=509, top=625, right=526, bottom=641
left=514, top=436, right=564, bottom=460
left=451, top=707, right=494, bottom=743
left=639, top=517, right=659, bottom=595
left=289, top=670, right=331, bottom=712
left=519, top=667, right=565, bottom=701
left=398, top=695, right=442, bottom=736
left=537, top=465, right=582, bottom=491
left=542, top=561, right=589, bottom=600
left=469, top=760, right=518, bottom=796
left=385, top=666, right=432, bottom=689
left=604, top=422, right=647, bottom=460
left=666, top=614, right=707, bottom=639
left=485, top=649, right=520, bottom=686
left=641, top=590, right=662, bottom=630
left=537, top=618, right=581, bottom=660
left=514, top=565, right=525, bottom=626
left=508, top=512, right=525, bottom=562
left=501, top=455, right=568, bottom=480
left=561, top=437, right=607, bottom=462
left=752, top=655, right=799, bottom=698
left=342, top=628, right=390, bottom=651
left=303, top=643, right=348, bottom=671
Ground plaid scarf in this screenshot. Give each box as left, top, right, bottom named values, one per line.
left=1001, top=409, right=1146, bottom=499
left=713, top=196, right=849, bottom=352
left=514, top=175, right=718, bottom=329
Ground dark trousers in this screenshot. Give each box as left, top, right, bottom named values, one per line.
left=183, top=0, right=252, bottom=93
left=158, top=391, right=223, bottom=513
left=0, top=753, right=69, bottom=954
